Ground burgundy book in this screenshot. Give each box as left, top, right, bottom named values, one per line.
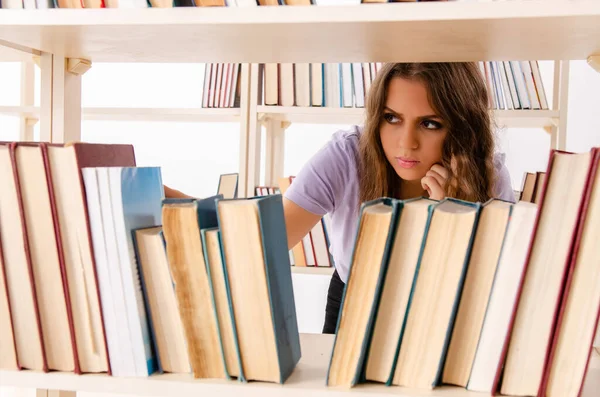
left=46, top=142, right=136, bottom=375
left=538, top=147, right=600, bottom=397
left=492, top=149, right=596, bottom=395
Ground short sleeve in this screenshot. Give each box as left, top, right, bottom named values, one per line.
left=493, top=152, right=516, bottom=203
left=284, top=128, right=360, bottom=216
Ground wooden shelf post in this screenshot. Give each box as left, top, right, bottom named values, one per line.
left=19, top=61, right=36, bottom=141
left=550, top=60, right=570, bottom=151
left=39, top=53, right=89, bottom=144
left=264, top=118, right=288, bottom=187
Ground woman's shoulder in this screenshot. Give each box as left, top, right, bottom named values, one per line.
left=492, top=151, right=516, bottom=202
left=326, top=125, right=362, bottom=157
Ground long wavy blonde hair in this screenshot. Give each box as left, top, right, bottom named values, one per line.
left=358, top=62, right=496, bottom=203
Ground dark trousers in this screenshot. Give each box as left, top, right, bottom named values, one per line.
left=322, top=269, right=346, bottom=334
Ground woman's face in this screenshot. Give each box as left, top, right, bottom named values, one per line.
left=379, top=77, right=448, bottom=182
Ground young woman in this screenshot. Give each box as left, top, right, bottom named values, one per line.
left=166, top=62, right=515, bottom=334
left=281, top=62, right=515, bottom=334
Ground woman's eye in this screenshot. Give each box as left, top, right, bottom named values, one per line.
left=383, top=113, right=400, bottom=124
left=421, top=119, right=443, bottom=130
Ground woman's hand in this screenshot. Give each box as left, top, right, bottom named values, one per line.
left=421, top=164, right=448, bottom=201
left=164, top=185, right=193, bottom=199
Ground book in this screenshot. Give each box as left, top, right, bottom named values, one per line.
left=442, top=199, right=513, bottom=387
left=0, top=143, right=46, bottom=372
left=46, top=142, right=136, bottom=374
left=133, top=227, right=191, bottom=374
left=392, top=199, right=481, bottom=389
left=327, top=198, right=400, bottom=387
left=467, top=201, right=539, bottom=393
left=217, top=194, right=301, bottom=383
left=14, top=143, right=78, bottom=372
left=541, top=148, right=600, bottom=397
left=201, top=227, right=243, bottom=379
left=0, top=228, right=18, bottom=370
left=162, top=196, right=228, bottom=380
left=364, top=198, right=435, bottom=384
left=501, top=150, right=596, bottom=396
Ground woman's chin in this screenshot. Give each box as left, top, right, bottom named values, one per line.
left=394, top=166, right=426, bottom=182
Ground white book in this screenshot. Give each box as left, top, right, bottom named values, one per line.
left=302, top=235, right=315, bottom=267
left=280, top=63, right=295, bottom=106
left=498, top=61, right=514, bottom=110
left=490, top=62, right=505, bottom=110
left=341, top=63, right=353, bottom=108
left=503, top=61, right=521, bottom=109
left=96, top=168, right=137, bottom=377
left=352, top=63, right=365, bottom=108
left=2, top=0, right=24, bottom=7
left=468, top=202, right=539, bottom=393
left=294, top=63, right=311, bottom=107
left=530, top=61, right=549, bottom=110
left=510, top=61, right=531, bottom=109
left=310, top=221, right=331, bottom=267
left=310, top=63, right=324, bottom=107
left=362, top=62, right=372, bottom=103
left=325, top=63, right=341, bottom=108
left=82, top=168, right=123, bottom=377
left=520, top=60, right=541, bottom=110
left=108, top=167, right=158, bottom=377
left=202, top=64, right=212, bottom=108
left=23, top=0, right=36, bottom=8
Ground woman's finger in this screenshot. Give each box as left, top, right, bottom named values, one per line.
left=426, top=170, right=446, bottom=188
left=430, top=164, right=449, bottom=180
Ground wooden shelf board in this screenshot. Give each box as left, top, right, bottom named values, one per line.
left=0, top=40, right=38, bottom=62
left=258, top=106, right=560, bottom=129
left=0, top=333, right=598, bottom=397
left=0, top=106, right=241, bottom=123
left=291, top=266, right=334, bottom=276
left=0, top=1, right=598, bottom=63
left=82, top=107, right=241, bottom=123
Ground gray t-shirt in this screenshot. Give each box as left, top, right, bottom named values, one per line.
left=285, top=126, right=515, bottom=283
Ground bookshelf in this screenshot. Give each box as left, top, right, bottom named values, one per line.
left=0, top=1, right=599, bottom=396
left=0, top=334, right=598, bottom=397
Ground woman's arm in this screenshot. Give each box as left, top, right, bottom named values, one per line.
left=283, top=197, right=322, bottom=250
left=164, top=185, right=193, bottom=199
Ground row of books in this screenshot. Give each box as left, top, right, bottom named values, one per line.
left=0, top=0, right=451, bottom=10
left=260, top=60, right=549, bottom=110
left=261, top=63, right=384, bottom=108
left=480, top=61, right=549, bottom=110
left=201, top=63, right=242, bottom=109
left=256, top=176, right=333, bottom=268
left=514, top=170, right=547, bottom=203
left=0, top=141, right=301, bottom=383
left=328, top=147, right=599, bottom=397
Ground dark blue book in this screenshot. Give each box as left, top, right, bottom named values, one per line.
left=216, top=194, right=301, bottom=383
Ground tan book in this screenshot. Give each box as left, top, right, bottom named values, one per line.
left=443, top=199, right=513, bottom=386
left=202, top=228, right=242, bottom=378
left=327, top=199, right=396, bottom=388
left=364, top=198, right=435, bottom=384
left=0, top=236, right=18, bottom=370
left=162, top=200, right=226, bottom=379
left=134, top=227, right=191, bottom=374
left=393, top=199, right=480, bottom=389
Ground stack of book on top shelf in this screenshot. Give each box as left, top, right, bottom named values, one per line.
left=260, top=60, right=549, bottom=111
left=0, top=141, right=301, bottom=384
left=261, top=63, right=384, bottom=108
left=255, top=176, right=333, bottom=268
left=327, top=147, right=600, bottom=397
left=479, top=61, right=549, bottom=110
left=201, top=63, right=242, bottom=109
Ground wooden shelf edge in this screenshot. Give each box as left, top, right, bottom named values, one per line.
left=0, top=106, right=241, bottom=123
left=291, top=266, right=334, bottom=276
left=258, top=106, right=561, bottom=129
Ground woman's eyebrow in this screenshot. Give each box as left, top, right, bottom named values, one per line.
left=384, top=106, right=441, bottom=120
